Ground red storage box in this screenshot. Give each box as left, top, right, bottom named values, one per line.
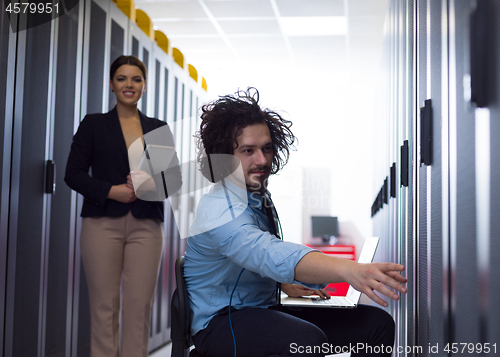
left=306, top=244, right=356, bottom=296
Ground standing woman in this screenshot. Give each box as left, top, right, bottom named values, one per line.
left=65, top=55, right=181, bottom=357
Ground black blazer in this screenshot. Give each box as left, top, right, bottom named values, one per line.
left=64, top=107, right=181, bottom=220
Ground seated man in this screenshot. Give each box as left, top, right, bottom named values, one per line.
left=184, top=88, right=407, bottom=357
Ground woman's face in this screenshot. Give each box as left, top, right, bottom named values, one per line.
left=110, top=64, right=146, bottom=107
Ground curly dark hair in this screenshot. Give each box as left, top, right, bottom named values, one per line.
left=196, top=87, right=296, bottom=182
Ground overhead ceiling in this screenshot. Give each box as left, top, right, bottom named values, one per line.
left=134, top=0, right=389, bottom=89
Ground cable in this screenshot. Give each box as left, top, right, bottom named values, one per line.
left=275, top=209, right=284, bottom=304
left=277, top=214, right=283, bottom=240
left=227, top=197, right=281, bottom=356
left=229, top=268, right=245, bottom=357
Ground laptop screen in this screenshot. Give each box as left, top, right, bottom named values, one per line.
left=345, top=237, right=380, bottom=302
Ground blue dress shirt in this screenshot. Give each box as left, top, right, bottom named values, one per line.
left=184, top=178, right=322, bottom=335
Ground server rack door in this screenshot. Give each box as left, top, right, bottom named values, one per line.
left=139, top=48, right=149, bottom=114
left=452, top=0, right=500, bottom=348
left=128, top=26, right=154, bottom=117
left=85, top=0, right=108, bottom=115
left=153, top=58, right=162, bottom=120
left=427, top=0, right=450, bottom=352
left=175, top=84, right=192, bottom=257
left=149, top=49, right=169, bottom=350
left=178, top=80, right=190, bottom=249
left=162, top=58, right=178, bottom=342
left=390, top=1, right=401, bottom=349
left=109, top=2, right=128, bottom=62
left=5, top=13, right=55, bottom=356
left=415, top=0, right=453, bottom=351
left=107, top=4, right=128, bottom=110
left=171, top=72, right=182, bottom=240
left=108, top=17, right=125, bottom=112
left=393, top=2, right=417, bottom=354
left=127, top=24, right=152, bottom=116
left=404, top=2, right=417, bottom=353
left=194, top=94, right=205, bottom=204
left=75, top=0, right=110, bottom=354
left=174, top=78, right=190, bottom=248
left=485, top=0, right=500, bottom=345
left=168, top=70, right=183, bottom=337
left=187, top=89, right=197, bottom=239
left=128, top=18, right=145, bottom=60
left=0, top=6, right=17, bottom=356
left=486, top=1, right=500, bottom=343
left=450, top=0, right=481, bottom=348
left=45, top=2, right=84, bottom=356
left=404, top=1, right=417, bottom=355
left=415, top=0, right=430, bottom=351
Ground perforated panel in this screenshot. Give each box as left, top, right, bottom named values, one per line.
left=428, top=0, right=447, bottom=350
left=418, top=168, right=429, bottom=350
left=416, top=0, right=429, bottom=351
left=406, top=5, right=416, bottom=351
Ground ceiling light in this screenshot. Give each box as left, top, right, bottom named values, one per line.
left=280, top=16, right=347, bottom=36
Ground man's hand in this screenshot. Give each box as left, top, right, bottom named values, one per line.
left=281, top=283, right=330, bottom=300
left=107, top=183, right=137, bottom=203
left=294, top=252, right=407, bottom=307
left=344, top=262, right=407, bottom=307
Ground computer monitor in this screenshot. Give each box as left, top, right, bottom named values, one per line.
left=311, top=216, right=339, bottom=243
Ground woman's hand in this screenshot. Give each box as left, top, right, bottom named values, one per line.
left=281, top=283, right=331, bottom=300
left=126, top=173, right=135, bottom=189
left=128, top=170, right=157, bottom=198
left=107, top=183, right=137, bottom=203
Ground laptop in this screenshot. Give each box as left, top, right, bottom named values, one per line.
left=279, top=237, right=380, bottom=309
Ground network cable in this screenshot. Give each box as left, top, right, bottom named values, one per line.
left=229, top=268, right=245, bottom=357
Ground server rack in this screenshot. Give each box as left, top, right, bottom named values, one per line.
left=374, top=0, right=500, bottom=355
left=0, top=0, right=207, bottom=355
left=0, top=4, right=19, bottom=356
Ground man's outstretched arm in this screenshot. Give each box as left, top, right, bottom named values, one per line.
left=294, top=251, right=407, bottom=307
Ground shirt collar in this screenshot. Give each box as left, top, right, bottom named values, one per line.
left=219, top=178, right=270, bottom=211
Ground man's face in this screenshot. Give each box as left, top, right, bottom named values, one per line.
left=233, top=123, right=273, bottom=194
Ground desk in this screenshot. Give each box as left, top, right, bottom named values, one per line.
left=306, top=244, right=356, bottom=296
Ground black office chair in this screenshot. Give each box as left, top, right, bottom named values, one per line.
left=171, top=256, right=204, bottom=357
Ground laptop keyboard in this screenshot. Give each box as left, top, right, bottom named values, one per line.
left=312, top=297, right=349, bottom=306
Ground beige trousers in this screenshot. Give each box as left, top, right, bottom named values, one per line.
left=81, top=211, right=163, bottom=357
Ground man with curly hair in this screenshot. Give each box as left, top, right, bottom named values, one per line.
left=184, top=88, right=407, bottom=357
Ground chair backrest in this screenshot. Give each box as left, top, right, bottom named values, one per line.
left=170, top=256, right=192, bottom=357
